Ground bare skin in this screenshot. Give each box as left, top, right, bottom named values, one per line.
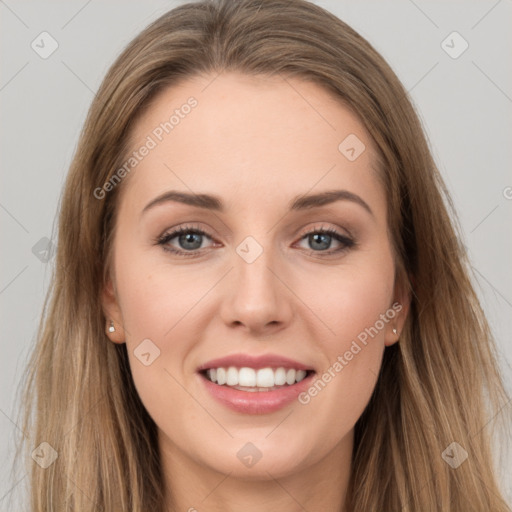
left=102, top=72, right=409, bottom=512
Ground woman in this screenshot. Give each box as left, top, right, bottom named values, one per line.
left=16, top=0, right=511, bottom=510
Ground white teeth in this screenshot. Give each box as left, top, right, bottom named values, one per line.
left=256, top=368, right=275, bottom=387
left=204, top=366, right=310, bottom=387
left=274, top=367, right=287, bottom=385
left=296, top=369, right=307, bottom=382
left=226, top=366, right=238, bottom=386
left=216, top=367, right=226, bottom=385
left=285, top=369, right=296, bottom=385
left=238, top=367, right=256, bottom=387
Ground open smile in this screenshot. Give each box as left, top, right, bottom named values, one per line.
left=197, top=354, right=317, bottom=414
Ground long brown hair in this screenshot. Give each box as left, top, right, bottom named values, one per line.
left=15, top=0, right=511, bottom=510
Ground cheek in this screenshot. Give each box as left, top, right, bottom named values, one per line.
left=114, top=241, right=208, bottom=340
left=305, top=249, right=395, bottom=348
left=113, top=244, right=223, bottom=425
left=292, top=250, right=395, bottom=430
left=115, top=262, right=205, bottom=439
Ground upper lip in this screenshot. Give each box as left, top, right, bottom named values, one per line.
left=197, top=353, right=315, bottom=372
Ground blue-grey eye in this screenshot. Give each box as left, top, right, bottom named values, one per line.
left=308, top=232, right=332, bottom=250
left=157, top=227, right=213, bottom=254
left=177, top=232, right=203, bottom=250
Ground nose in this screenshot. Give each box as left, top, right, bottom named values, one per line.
left=219, top=242, right=294, bottom=336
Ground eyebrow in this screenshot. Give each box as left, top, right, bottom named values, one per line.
left=141, top=189, right=373, bottom=217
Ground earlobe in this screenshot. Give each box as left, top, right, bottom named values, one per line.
left=104, top=317, right=126, bottom=344
left=101, top=276, right=126, bottom=344
left=384, top=323, right=401, bottom=347
left=384, top=281, right=412, bottom=347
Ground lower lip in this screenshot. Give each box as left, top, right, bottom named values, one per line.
left=198, top=371, right=315, bottom=414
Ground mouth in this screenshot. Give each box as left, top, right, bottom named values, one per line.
left=196, top=354, right=316, bottom=414
left=199, top=366, right=315, bottom=392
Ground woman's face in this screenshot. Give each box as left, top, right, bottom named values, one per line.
left=103, top=72, right=407, bottom=479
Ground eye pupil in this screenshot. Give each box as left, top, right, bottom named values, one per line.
left=310, top=232, right=331, bottom=250
left=180, top=232, right=202, bottom=250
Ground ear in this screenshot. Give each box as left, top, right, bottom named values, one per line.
left=384, top=274, right=411, bottom=347
left=101, top=274, right=126, bottom=344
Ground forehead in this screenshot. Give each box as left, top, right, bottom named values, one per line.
left=119, top=71, right=385, bottom=218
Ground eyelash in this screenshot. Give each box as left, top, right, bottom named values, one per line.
left=155, top=223, right=356, bottom=259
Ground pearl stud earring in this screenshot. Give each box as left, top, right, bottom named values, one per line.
left=108, top=320, right=115, bottom=333
left=392, top=328, right=398, bottom=336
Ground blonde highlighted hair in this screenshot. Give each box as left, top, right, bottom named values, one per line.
left=15, top=0, right=511, bottom=510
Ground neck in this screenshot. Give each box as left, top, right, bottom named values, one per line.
left=160, top=429, right=353, bottom=512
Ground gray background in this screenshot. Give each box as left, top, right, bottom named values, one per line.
left=1, top=0, right=511, bottom=508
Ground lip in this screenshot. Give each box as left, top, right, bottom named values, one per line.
left=197, top=353, right=314, bottom=372
left=197, top=353, right=316, bottom=414
left=198, top=370, right=316, bottom=414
